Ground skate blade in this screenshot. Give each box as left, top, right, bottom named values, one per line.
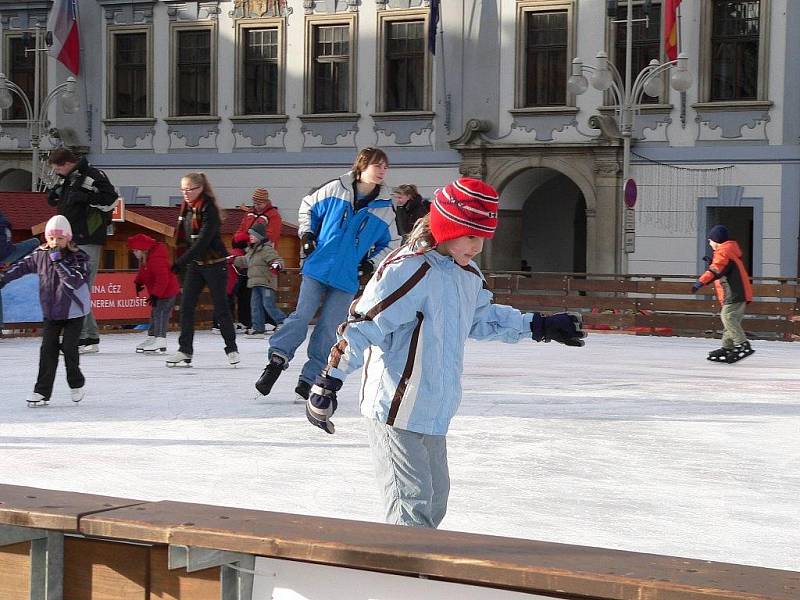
left=27, top=400, right=49, bottom=407
left=726, top=350, right=755, bottom=364
left=136, top=348, right=145, bottom=353
left=142, top=348, right=166, bottom=354
left=166, top=362, right=192, bottom=368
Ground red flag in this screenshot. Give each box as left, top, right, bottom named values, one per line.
left=47, top=0, right=80, bottom=75
left=664, top=0, right=682, bottom=61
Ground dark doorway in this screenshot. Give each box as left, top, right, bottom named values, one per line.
left=705, top=206, right=753, bottom=274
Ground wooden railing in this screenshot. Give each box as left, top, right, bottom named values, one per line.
left=0, top=484, right=797, bottom=599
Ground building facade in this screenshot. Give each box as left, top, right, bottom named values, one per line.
left=0, top=0, right=797, bottom=277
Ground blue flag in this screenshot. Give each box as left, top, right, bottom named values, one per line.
left=428, top=0, right=440, bottom=54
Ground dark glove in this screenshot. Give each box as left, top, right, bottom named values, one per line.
left=147, top=295, right=158, bottom=306
left=358, top=259, right=374, bottom=278
left=530, top=312, right=586, bottom=347
left=135, top=282, right=144, bottom=295
left=691, top=281, right=703, bottom=293
left=301, top=233, right=316, bottom=258
left=48, top=249, right=63, bottom=262
left=0, top=277, right=5, bottom=290
left=306, top=374, right=343, bottom=434
left=170, top=263, right=181, bottom=274
left=702, top=255, right=712, bottom=265
left=269, top=261, right=282, bottom=276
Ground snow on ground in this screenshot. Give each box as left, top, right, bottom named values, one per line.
left=0, top=329, right=798, bottom=571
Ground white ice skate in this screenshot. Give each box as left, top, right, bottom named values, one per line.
left=79, top=344, right=99, bottom=354
left=70, top=387, right=85, bottom=403
left=165, top=351, right=192, bottom=367
left=142, top=337, right=167, bottom=354
left=227, top=351, right=240, bottom=367
left=136, top=336, right=156, bottom=353
left=27, top=392, right=49, bottom=407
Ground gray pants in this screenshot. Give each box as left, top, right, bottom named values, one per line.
left=149, top=296, right=176, bottom=338
left=720, top=301, right=748, bottom=347
left=78, top=243, right=102, bottom=340
left=365, top=418, right=450, bottom=529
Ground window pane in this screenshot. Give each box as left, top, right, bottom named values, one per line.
left=614, top=3, right=662, bottom=104
left=313, top=25, right=350, bottom=113
left=524, top=11, right=567, bottom=107
left=176, top=29, right=211, bottom=115
left=385, top=19, right=425, bottom=111
left=8, top=37, right=36, bottom=120
left=710, top=0, right=760, bottom=101
left=114, top=32, right=147, bottom=118
left=243, top=28, right=279, bottom=114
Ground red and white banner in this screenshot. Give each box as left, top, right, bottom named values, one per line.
left=47, top=0, right=80, bottom=75
left=90, top=272, right=151, bottom=320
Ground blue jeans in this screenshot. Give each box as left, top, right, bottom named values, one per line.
left=0, top=238, right=40, bottom=328
left=250, top=286, right=286, bottom=332
left=365, top=418, right=450, bottom=528
left=268, top=275, right=354, bottom=384
left=77, top=243, right=102, bottom=340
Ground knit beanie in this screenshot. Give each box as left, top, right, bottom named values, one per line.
left=248, top=222, right=267, bottom=241
left=252, top=188, right=270, bottom=204
left=708, top=224, right=729, bottom=243
left=127, top=233, right=156, bottom=251
left=429, top=178, right=499, bottom=244
left=45, top=215, right=72, bottom=241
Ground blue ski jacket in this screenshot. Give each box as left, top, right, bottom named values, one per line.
left=298, top=171, right=399, bottom=294
left=326, top=246, right=535, bottom=435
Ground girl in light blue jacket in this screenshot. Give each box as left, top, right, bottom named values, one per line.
left=306, top=178, right=586, bottom=528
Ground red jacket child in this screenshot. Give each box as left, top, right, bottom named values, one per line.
left=127, top=234, right=180, bottom=300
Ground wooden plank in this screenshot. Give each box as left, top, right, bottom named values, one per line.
left=64, top=538, right=148, bottom=600
left=80, top=500, right=800, bottom=600
left=149, top=545, right=220, bottom=600
left=0, top=484, right=144, bottom=531
left=0, top=542, right=30, bottom=600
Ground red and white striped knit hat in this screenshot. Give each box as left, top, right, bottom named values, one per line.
left=430, top=177, right=499, bottom=244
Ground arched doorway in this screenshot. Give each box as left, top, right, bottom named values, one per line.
left=0, top=168, right=33, bottom=191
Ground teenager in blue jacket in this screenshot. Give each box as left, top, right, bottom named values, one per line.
left=305, top=178, right=586, bottom=528
left=255, top=147, right=399, bottom=400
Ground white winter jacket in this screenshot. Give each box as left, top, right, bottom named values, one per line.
left=327, top=246, right=534, bottom=435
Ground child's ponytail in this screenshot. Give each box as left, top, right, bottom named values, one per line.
left=404, top=213, right=435, bottom=251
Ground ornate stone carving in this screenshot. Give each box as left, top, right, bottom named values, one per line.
left=458, top=161, right=486, bottom=180
left=375, top=0, right=389, bottom=10
left=588, top=114, right=621, bottom=140
left=303, top=1, right=316, bottom=14
left=450, top=119, right=492, bottom=147
left=231, top=0, right=290, bottom=18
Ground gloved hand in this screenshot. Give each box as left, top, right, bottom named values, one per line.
left=147, top=295, right=158, bottom=306
left=170, top=263, right=181, bottom=274
left=530, top=312, right=586, bottom=347
left=301, top=233, right=316, bottom=258
left=306, top=374, right=343, bottom=434
left=48, top=249, right=62, bottom=262
left=702, top=255, right=712, bottom=265
left=269, top=261, right=282, bottom=276
left=358, top=259, right=374, bottom=278
left=135, top=282, right=144, bottom=295
left=0, top=277, right=5, bottom=290
left=691, top=281, right=703, bottom=293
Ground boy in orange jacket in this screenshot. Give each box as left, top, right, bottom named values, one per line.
left=692, top=225, right=754, bottom=363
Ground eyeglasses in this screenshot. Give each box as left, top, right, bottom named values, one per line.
left=180, top=186, right=201, bottom=193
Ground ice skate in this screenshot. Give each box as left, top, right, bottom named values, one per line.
left=725, top=341, right=755, bottom=364
left=70, top=387, right=85, bottom=403
left=79, top=344, right=99, bottom=354
left=227, top=351, right=241, bottom=367
left=136, top=336, right=156, bottom=353
left=246, top=330, right=266, bottom=339
left=142, top=337, right=167, bottom=353
left=165, top=351, right=192, bottom=367
left=255, top=354, right=287, bottom=396
left=706, top=347, right=729, bottom=362
left=28, top=392, right=49, bottom=407
left=294, top=380, right=311, bottom=405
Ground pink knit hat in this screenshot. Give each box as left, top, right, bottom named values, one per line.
left=45, top=215, right=72, bottom=241
left=430, top=178, right=499, bottom=244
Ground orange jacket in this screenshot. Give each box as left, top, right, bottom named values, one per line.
left=698, top=240, right=752, bottom=304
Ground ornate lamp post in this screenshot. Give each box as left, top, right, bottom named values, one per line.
left=567, top=2, right=691, bottom=273
left=0, top=28, right=80, bottom=191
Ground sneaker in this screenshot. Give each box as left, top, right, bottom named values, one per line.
left=79, top=344, right=99, bottom=354
left=294, top=380, right=311, bottom=404
left=255, top=354, right=288, bottom=396
left=227, top=351, right=241, bottom=366
left=166, top=351, right=192, bottom=367
left=28, top=392, right=49, bottom=407
left=70, top=387, right=85, bottom=403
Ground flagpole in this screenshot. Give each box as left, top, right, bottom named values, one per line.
left=72, top=0, right=91, bottom=144
left=32, top=26, right=42, bottom=191
left=677, top=2, right=686, bottom=128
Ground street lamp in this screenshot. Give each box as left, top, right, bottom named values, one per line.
left=567, top=4, right=691, bottom=272
left=0, top=28, right=80, bottom=191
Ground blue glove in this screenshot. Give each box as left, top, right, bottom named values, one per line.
left=306, top=374, right=342, bottom=434
left=691, top=281, right=703, bottom=293
left=530, top=312, right=586, bottom=347
left=48, top=249, right=62, bottom=262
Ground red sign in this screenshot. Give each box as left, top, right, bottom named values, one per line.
left=623, top=178, right=638, bottom=208
left=90, top=272, right=151, bottom=320
left=112, top=197, right=125, bottom=222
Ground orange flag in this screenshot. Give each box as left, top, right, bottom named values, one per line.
left=664, top=0, right=682, bottom=61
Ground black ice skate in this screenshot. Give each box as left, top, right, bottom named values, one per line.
left=707, top=347, right=729, bottom=362
left=725, top=341, right=755, bottom=364
left=255, top=354, right=287, bottom=396
left=295, top=380, right=311, bottom=405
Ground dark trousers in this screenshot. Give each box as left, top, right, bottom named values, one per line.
left=235, top=275, right=253, bottom=327
left=36, top=316, right=85, bottom=398
left=178, top=262, right=237, bottom=355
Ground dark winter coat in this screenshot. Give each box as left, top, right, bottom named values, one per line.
left=47, top=157, right=118, bottom=246
left=395, top=194, right=431, bottom=238
left=130, top=235, right=180, bottom=299
left=0, top=245, right=90, bottom=320
left=0, top=210, right=13, bottom=261
left=174, top=195, right=229, bottom=268
left=698, top=240, right=753, bottom=305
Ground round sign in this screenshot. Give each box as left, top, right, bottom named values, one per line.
left=624, top=178, right=637, bottom=208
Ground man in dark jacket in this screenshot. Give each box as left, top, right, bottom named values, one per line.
left=47, top=148, right=118, bottom=353
left=393, top=184, right=430, bottom=241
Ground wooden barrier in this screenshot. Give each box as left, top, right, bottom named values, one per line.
left=0, top=484, right=798, bottom=599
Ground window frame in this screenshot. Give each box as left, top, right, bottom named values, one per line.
left=697, top=0, right=771, bottom=106
left=106, top=25, right=153, bottom=121
left=303, top=12, right=358, bottom=116
left=2, top=30, right=47, bottom=123
left=235, top=17, right=285, bottom=117
left=169, top=21, right=218, bottom=118
left=375, top=8, right=432, bottom=115
left=514, top=0, right=577, bottom=111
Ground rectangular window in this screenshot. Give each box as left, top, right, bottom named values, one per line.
left=312, top=24, right=350, bottom=113
left=176, top=29, right=212, bottom=116
left=614, top=2, right=662, bottom=104
left=243, top=27, right=279, bottom=114
left=710, top=0, right=760, bottom=101
left=6, top=36, right=37, bottom=120
left=385, top=20, right=425, bottom=111
left=524, top=11, right=567, bottom=107
left=112, top=32, right=148, bottom=118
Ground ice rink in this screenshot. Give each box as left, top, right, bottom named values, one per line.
left=0, top=329, right=798, bottom=571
